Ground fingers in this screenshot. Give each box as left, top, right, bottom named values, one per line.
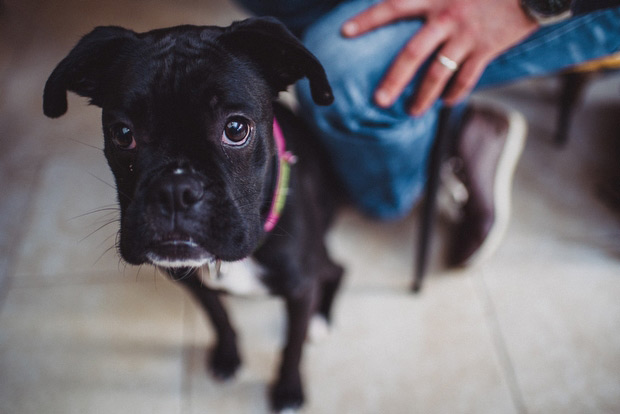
left=408, top=41, right=471, bottom=115
left=442, top=55, right=489, bottom=106
left=340, top=0, right=501, bottom=115
left=373, top=24, right=487, bottom=115
left=342, top=0, right=424, bottom=37
left=374, top=20, right=453, bottom=108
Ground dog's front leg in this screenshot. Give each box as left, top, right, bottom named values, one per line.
left=271, top=281, right=318, bottom=412
left=174, top=272, right=241, bottom=380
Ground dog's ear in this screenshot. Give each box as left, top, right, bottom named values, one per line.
left=219, top=17, right=333, bottom=106
left=43, top=26, right=137, bottom=118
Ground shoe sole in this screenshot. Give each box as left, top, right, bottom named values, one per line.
left=461, top=105, right=527, bottom=267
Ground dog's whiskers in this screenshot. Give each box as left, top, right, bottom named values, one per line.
left=69, top=204, right=119, bottom=221
left=117, top=256, right=128, bottom=275
left=133, top=264, right=145, bottom=283
left=87, top=172, right=133, bottom=202
left=94, top=242, right=118, bottom=266
left=66, top=136, right=103, bottom=151
left=231, top=192, right=261, bottom=207
left=98, top=230, right=123, bottom=269
left=170, top=266, right=198, bottom=281
left=79, top=218, right=120, bottom=243
left=96, top=230, right=119, bottom=251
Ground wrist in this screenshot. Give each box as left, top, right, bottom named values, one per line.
left=519, top=0, right=574, bottom=25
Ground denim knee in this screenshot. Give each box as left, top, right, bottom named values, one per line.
left=232, top=0, right=343, bottom=36
left=296, top=0, right=440, bottom=219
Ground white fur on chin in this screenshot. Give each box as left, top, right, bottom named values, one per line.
left=146, top=252, right=211, bottom=268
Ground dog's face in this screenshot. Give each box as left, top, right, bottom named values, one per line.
left=43, top=18, right=332, bottom=268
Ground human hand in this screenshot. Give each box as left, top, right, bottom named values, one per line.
left=341, top=0, right=539, bottom=116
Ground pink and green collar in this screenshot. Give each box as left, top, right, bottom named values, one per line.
left=263, top=118, right=297, bottom=232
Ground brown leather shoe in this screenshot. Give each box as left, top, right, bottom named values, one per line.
left=447, top=102, right=527, bottom=267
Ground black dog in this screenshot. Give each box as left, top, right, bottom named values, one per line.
left=43, top=17, right=344, bottom=412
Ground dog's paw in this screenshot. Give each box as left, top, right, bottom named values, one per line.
left=307, top=315, right=330, bottom=344
left=208, top=343, right=241, bottom=381
left=270, top=378, right=304, bottom=413
left=277, top=408, right=301, bottom=414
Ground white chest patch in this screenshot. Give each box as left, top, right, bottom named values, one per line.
left=198, top=258, right=270, bottom=296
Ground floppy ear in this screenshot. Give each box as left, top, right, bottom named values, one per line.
left=43, top=26, right=137, bottom=118
left=219, top=17, right=333, bottom=106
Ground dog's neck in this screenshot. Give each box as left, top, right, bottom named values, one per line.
left=263, top=118, right=296, bottom=233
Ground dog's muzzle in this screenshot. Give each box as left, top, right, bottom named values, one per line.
left=143, top=167, right=214, bottom=268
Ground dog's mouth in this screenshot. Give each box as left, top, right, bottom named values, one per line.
left=145, top=234, right=214, bottom=268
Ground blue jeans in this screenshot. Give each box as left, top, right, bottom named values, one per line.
left=236, top=0, right=620, bottom=219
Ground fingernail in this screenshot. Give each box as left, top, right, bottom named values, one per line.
left=374, top=90, right=392, bottom=107
left=342, top=21, right=359, bottom=37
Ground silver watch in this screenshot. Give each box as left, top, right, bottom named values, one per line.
left=520, top=0, right=574, bottom=25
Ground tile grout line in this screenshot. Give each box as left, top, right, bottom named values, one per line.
left=472, top=269, right=530, bottom=414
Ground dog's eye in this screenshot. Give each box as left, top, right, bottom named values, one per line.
left=222, top=117, right=251, bottom=146
left=111, top=124, right=136, bottom=150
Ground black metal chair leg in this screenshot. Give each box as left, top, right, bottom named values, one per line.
left=413, top=107, right=454, bottom=292
left=555, top=71, right=593, bottom=147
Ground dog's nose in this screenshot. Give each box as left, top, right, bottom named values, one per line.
left=157, top=174, right=204, bottom=213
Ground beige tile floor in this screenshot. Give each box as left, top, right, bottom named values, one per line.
left=1, top=1, right=620, bottom=413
